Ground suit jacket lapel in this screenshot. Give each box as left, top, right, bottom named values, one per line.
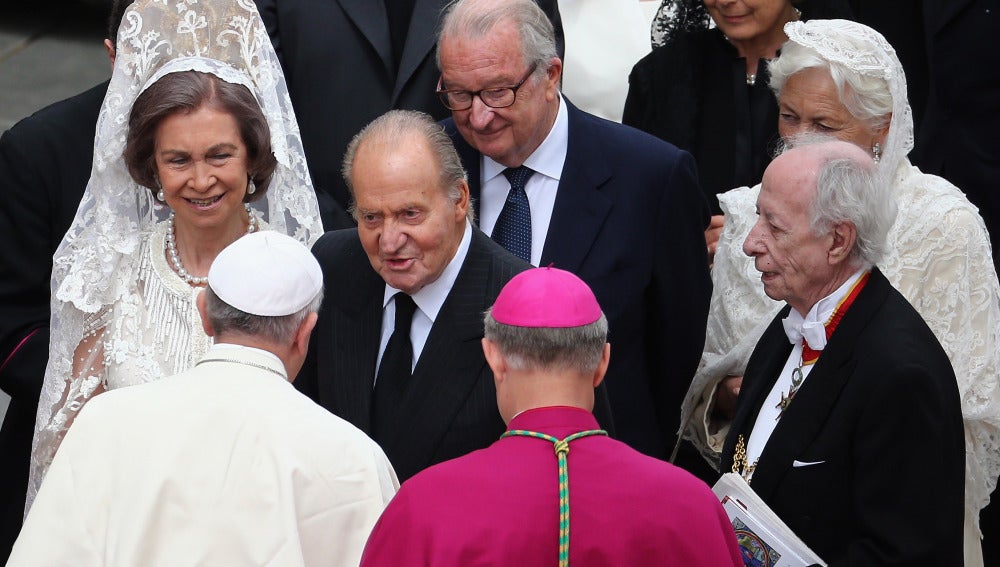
left=381, top=231, right=498, bottom=466
left=722, top=311, right=793, bottom=473
left=539, top=100, right=613, bottom=273
left=744, top=270, right=891, bottom=501
left=453, top=129, right=484, bottom=221
left=337, top=0, right=394, bottom=78
left=448, top=99, right=614, bottom=273
left=324, top=242, right=385, bottom=433
left=392, top=0, right=443, bottom=102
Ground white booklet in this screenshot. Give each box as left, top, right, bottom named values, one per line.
left=712, top=473, right=827, bottom=567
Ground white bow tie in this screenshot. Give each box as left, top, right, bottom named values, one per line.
left=782, top=312, right=828, bottom=350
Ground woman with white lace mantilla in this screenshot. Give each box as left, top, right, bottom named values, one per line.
left=680, top=19, right=1000, bottom=566
left=27, top=0, right=323, bottom=510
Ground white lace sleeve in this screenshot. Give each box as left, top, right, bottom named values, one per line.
left=30, top=323, right=108, bottom=491
left=881, top=164, right=1000, bottom=533
left=28, top=300, right=113, bottom=511
left=678, top=184, right=783, bottom=468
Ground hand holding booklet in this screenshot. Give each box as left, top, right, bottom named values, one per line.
left=712, top=472, right=826, bottom=567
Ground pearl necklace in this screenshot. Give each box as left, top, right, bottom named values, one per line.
left=165, top=203, right=257, bottom=286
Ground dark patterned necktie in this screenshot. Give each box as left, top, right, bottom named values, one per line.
left=492, top=166, right=535, bottom=262
left=372, top=293, right=417, bottom=439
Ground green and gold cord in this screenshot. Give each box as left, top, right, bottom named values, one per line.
left=502, top=428, right=608, bottom=567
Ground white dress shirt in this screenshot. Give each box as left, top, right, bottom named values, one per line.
left=478, top=96, right=569, bottom=267
left=376, top=221, right=473, bottom=378
left=744, top=269, right=866, bottom=473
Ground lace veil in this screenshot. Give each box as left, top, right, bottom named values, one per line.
left=29, top=0, right=322, bottom=507
left=781, top=19, right=915, bottom=175
left=650, top=0, right=710, bottom=48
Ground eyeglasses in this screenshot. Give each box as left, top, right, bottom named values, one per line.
left=436, top=63, right=539, bottom=111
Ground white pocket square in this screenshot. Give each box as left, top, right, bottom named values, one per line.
left=792, top=460, right=826, bottom=468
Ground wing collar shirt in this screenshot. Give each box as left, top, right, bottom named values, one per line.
left=744, top=268, right=866, bottom=472
left=377, top=220, right=473, bottom=376
left=479, top=94, right=569, bottom=266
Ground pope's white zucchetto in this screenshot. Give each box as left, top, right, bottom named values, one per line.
left=208, top=231, right=323, bottom=317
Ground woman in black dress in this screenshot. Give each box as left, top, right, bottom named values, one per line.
left=624, top=0, right=849, bottom=257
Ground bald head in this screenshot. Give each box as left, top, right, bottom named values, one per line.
left=777, top=135, right=874, bottom=171
left=745, top=137, right=895, bottom=314
left=777, top=137, right=893, bottom=268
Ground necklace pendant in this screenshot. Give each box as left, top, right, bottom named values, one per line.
left=775, top=391, right=793, bottom=420
left=746, top=73, right=756, bottom=86
left=775, top=366, right=805, bottom=420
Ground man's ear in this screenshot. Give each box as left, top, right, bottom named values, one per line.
left=293, top=312, right=318, bottom=358
left=482, top=338, right=507, bottom=384
left=197, top=291, right=215, bottom=337
left=104, top=39, right=116, bottom=70
left=544, top=57, right=563, bottom=102
left=592, top=343, right=610, bottom=388
left=828, top=221, right=857, bottom=266
left=454, top=179, right=471, bottom=223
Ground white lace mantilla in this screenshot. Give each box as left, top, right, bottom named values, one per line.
left=684, top=160, right=1000, bottom=534
left=29, top=0, right=321, bottom=512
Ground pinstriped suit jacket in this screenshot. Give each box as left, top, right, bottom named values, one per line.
left=296, top=228, right=530, bottom=481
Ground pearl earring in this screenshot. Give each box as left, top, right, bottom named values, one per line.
left=247, top=176, right=257, bottom=195
left=872, top=142, right=881, bottom=164
left=155, top=177, right=165, bottom=202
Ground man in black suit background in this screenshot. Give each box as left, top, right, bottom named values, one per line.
left=912, top=4, right=1000, bottom=558
left=294, top=109, right=531, bottom=481
left=253, top=0, right=562, bottom=230
left=0, top=1, right=133, bottom=560
left=436, top=0, right=712, bottom=465
left=913, top=0, right=999, bottom=276
left=722, top=139, right=964, bottom=564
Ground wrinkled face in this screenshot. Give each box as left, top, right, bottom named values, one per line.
left=155, top=105, right=250, bottom=232
left=704, top=0, right=795, bottom=44
left=778, top=67, right=883, bottom=150
left=743, top=154, right=834, bottom=315
left=438, top=20, right=561, bottom=168
left=352, top=135, right=469, bottom=294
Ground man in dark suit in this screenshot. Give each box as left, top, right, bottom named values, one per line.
left=294, top=109, right=532, bottom=481
left=912, top=0, right=999, bottom=276
left=0, top=1, right=133, bottom=560
left=253, top=0, right=562, bottom=230
left=435, top=0, right=712, bottom=463
left=910, top=3, right=1000, bottom=556
left=721, top=139, right=965, bottom=564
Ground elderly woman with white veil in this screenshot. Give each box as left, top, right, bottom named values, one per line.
left=679, top=19, right=1000, bottom=566
left=27, top=0, right=323, bottom=509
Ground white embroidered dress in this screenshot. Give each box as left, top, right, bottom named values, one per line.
left=100, top=223, right=213, bottom=390
left=28, top=0, right=322, bottom=510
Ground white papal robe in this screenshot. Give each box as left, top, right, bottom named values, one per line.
left=10, top=345, right=398, bottom=566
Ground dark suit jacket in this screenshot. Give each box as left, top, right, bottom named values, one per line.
left=0, top=81, right=107, bottom=563
left=721, top=269, right=965, bottom=566
left=845, top=0, right=929, bottom=141
left=912, top=0, right=1000, bottom=267
left=296, top=228, right=531, bottom=481
left=444, top=99, right=713, bottom=460
left=254, top=0, right=562, bottom=230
